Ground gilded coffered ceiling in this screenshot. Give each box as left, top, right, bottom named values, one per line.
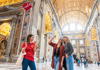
left=52, top=0, right=95, bottom=34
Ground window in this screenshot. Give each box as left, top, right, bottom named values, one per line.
left=62, top=25, right=68, bottom=32
left=73, top=48, right=77, bottom=53
left=62, top=22, right=84, bottom=34
left=80, top=40, right=84, bottom=45
left=69, top=23, right=76, bottom=31
left=77, top=24, right=83, bottom=32
left=72, top=40, right=75, bottom=45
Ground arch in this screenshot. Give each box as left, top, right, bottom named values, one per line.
left=1, top=39, right=7, bottom=49
left=0, top=22, right=11, bottom=36
left=59, top=10, right=89, bottom=20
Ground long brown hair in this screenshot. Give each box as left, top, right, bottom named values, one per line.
left=63, top=36, right=70, bottom=44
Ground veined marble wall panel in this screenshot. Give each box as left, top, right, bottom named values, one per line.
left=37, top=12, right=42, bottom=31
left=86, top=47, right=91, bottom=60
left=39, top=34, right=45, bottom=59
left=80, top=48, right=85, bottom=53
left=31, top=26, right=37, bottom=41
left=73, top=48, right=77, bottom=54
left=46, top=32, right=52, bottom=60
left=90, top=41, right=98, bottom=63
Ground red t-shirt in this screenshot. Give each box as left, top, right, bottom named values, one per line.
left=22, top=42, right=37, bottom=61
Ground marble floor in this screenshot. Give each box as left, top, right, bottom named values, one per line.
left=0, top=62, right=100, bottom=70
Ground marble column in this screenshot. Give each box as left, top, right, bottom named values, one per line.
left=98, top=13, right=100, bottom=61
left=91, top=40, right=98, bottom=63
left=39, top=1, right=46, bottom=61
left=96, top=12, right=100, bottom=61
left=28, top=0, right=41, bottom=62
left=16, top=10, right=25, bottom=56
left=46, top=32, right=52, bottom=61
left=90, top=41, right=94, bottom=63
left=29, top=0, right=41, bottom=43
left=88, top=32, right=93, bottom=61
left=11, top=11, right=26, bottom=62
left=44, top=35, right=47, bottom=59
left=84, top=38, right=87, bottom=58
left=30, top=0, right=41, bottom=29
left=86, top=47, right=89, bottom=60
left=76, top=39, right=80, bottom=59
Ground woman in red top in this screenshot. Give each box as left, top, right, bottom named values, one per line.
left=49, top=35, right=65, bottom=70
left=22, top=34, right=37, bottom=70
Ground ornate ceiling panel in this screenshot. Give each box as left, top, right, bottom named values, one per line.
left=52, top=0, right=95, bottom=34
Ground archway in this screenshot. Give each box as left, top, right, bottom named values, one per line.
left=0, top=22, right=11, bottom=61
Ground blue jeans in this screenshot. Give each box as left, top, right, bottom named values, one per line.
left=54, top=56, right=59, bottom=70
left=22, top=58, right=36, bottom=70
left=66, top=55, right=74, bottom=70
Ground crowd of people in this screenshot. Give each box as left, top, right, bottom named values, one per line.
left=21, top=34, right=74, bottom=70
left=75, top=57, right=88, bottom=67
left=20, top=34, right=100, bottom=70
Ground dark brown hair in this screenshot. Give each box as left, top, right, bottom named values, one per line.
left=27, top=34, right=34, bottom=43
left=58, top=38, right=63, bottom=46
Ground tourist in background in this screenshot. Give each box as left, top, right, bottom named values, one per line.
left=78, top=59, right=80, bottom=66
left=84, top=57, right=88, bottom=67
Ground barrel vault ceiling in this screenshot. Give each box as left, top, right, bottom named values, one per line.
left=52, top=0, right=95, bottom=34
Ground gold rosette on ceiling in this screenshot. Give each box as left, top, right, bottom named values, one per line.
left=52, top=0, right=95, bottom=34
left=0, top=0, right=23, bottom=7
left=45, top=13, right=52, bottom=34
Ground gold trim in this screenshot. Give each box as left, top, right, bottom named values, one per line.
left=0, top=0, right=25, bottom=7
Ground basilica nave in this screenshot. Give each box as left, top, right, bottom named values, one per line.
left=0, top=0, right=100, bottom=70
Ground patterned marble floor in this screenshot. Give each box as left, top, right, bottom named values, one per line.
left=0, top=62, right=100, bottom=70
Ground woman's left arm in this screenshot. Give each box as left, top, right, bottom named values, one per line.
left=67, top=43, right=74, bottom=56
left=61, top=46, right=65, bottom=67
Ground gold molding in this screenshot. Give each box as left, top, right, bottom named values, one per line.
left=0, top=0, right=23, bottom=7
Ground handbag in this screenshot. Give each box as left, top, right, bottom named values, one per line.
left=16, top=42, right=27, bottom=66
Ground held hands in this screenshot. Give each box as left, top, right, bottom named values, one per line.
left=66, top=54, right=69, bottom=58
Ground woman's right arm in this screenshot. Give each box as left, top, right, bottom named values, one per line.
left=48, top=35, right=56, bottom=47
left=22, top=48, right=26, bottom=53
left=22, top=42, right=26, bottom=53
